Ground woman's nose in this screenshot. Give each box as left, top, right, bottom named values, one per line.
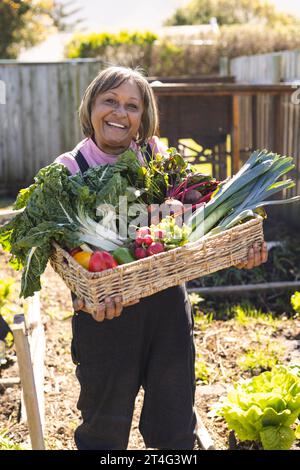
left=113, top=104, right=127, bottom=117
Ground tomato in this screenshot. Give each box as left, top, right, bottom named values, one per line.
left=88, top=251, right=107, bottom=272
left=73, top=251, right=92, bottom=270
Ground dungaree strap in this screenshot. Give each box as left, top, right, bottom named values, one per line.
left=143, top=143, right=152, bottom=164
left=72, top=143, right=153, bottom=175
left=73, top=149, right=90, bottom=174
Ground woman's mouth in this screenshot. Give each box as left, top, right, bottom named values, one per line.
left=105, top=121, right=127, bottom=130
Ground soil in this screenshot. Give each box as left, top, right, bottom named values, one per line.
left=0, top=249, right=299, bottom=451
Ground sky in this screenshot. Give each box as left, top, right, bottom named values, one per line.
left=62, top=0, right=184, bottom=33
left=18, top=0, right=300, bottom=60
left=64, top=0, right=300, bottom=32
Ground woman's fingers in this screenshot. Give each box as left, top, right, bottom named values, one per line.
left=93, top=303, right=105, bottom=322
left=113, top=296, right=124, bottom=318
left=235, top=242, right=268, bottom=270
left=104, top=297, right=118, bottom=320
left=261, top=241, right=268, bottom=263
left=73, top=295, right=139, bottom=321
left=73, top=297, right=84, bottom=311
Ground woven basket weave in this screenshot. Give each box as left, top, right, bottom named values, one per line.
left=50, top=217, right=264, bottom=308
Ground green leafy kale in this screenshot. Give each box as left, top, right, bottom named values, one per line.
left=0, top=149, right=144, bottom=299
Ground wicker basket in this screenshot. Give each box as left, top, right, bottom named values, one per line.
left=50, top=217, right=264, bottom=308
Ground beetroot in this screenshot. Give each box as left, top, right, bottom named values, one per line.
left=181, top=189, right=202, bottom=204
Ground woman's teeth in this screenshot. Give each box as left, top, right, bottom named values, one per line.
left=107, top=121, right=126, bottom=129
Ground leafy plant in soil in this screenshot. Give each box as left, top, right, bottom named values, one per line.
left=210, top=365, right=300, bottom=450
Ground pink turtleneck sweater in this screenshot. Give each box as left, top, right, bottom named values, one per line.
left=55, top=136, right=168, bottom=175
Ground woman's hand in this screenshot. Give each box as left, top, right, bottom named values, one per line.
left=235, top=242, right=268, bottom=270
left=73, top=296, right=140, bottom=322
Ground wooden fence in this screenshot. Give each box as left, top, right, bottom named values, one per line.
left=0, top=57, right=299, bottom=210
left=228, top=51, right=300, bottom=223
left=0, top=59, right=105, bottom=194
left=230, top=50, right=300, bottom=84
left=0, top=59, right=236, bottom=193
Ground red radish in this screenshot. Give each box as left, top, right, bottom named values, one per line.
left=134, top=247, right=147, bottom=259
left=146, top=242, right=165, bottom=256
left=137, top=226, right=151, bottom=237
left=142, top=234, right=153, bottom=246
left=135, top=236, right=144, bottom=246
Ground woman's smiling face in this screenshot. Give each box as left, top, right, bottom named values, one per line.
left=91, top=79, right=144, bottom=155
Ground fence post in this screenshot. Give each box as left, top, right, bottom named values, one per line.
left=219, top=56, right=229, bottom=76
left=11, top=314, right=45, bottom=450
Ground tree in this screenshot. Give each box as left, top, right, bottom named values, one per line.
left=164, top=0, right=300, bottom=27
left=0, top=0, right=82, bottom=59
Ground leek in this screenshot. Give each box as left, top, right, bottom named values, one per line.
left=186, top=149, right=300, bottom=242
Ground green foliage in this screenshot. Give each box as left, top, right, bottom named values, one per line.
left=195, top=353, right=211, bottom=384
left=189, top=219, right=300, bottom=316
left=65, top=30, right=158, bottom=70
left=0, top=278, right=14, bottom=311
left=211, top=365, right=300, bottom=450
left=0, top=429, right=23, bottom=450
left=164, top=0, right=300, bottom=27
left=233, top=304, right=275, bottom=326
left=0, top=278, right=15, bottom=354
left=237, top=341, right=285, bottom=374
left=291, top=292, right=300, bottom=316
left=188, top=292, right=204, bottom=309
left=150, top=41, right=186, bottom=77
left=0, top=0, right=80, bottom=59
left=0, top=148, right=146, bottom=299
left=64, top=21, right=300, bottom=77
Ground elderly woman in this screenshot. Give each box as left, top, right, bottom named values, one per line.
left=55, top=66, right=267, bottom=450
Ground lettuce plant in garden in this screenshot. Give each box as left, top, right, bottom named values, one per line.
left=210, top=365, right=300, bottom=450
left=291, top=292, right=300, bottom=316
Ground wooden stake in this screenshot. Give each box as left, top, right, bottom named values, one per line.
left=232, top=94, right=240, bottom=174
left=27, top=293, right=45, bottom=430
left=195, top=410, right=215, bottom=450
left=11, top=316, right=45, bottom=450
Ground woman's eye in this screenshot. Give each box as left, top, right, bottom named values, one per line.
left=127, top=103, right=138, bottom=110
left=106, top=98, right=116, bottom=105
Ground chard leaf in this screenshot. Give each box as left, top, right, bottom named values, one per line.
left=21, top=245, right=49, bottom=298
